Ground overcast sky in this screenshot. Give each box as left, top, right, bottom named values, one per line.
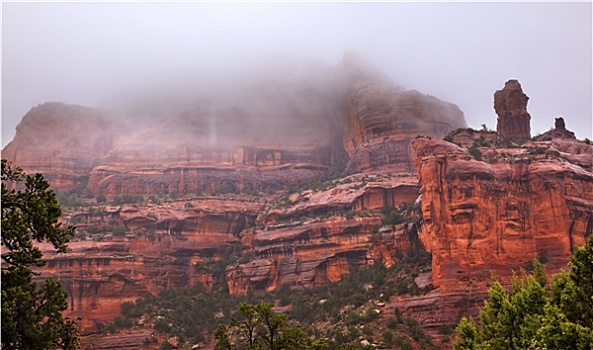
left=2, top=1, right=592, bottom=147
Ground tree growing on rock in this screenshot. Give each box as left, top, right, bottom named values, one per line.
left=1, top=159, right=80, bottom=350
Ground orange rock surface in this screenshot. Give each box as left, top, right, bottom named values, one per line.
left=411, top=135, right=593, bottom=324
left=29, top=175, right=420, bottom=333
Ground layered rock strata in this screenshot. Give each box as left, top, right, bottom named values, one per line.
left=411, top=134, right=593, bottom=324
left=32, top=176, right=421, bottom=332
left=342, top=60, right=466, bottom=172
left=3, top=54, right=466, bottom=196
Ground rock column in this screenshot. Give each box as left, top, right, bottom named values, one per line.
left=494, top=79, right=531, bottom=141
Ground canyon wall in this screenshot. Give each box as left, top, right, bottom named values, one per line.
left=7, top=55, right=588, bottom=342
left=3, top=54, right=465, bottom=197
left=33, top=177, right=420, bottom=332
left=411, top=134, right=593, bottom=324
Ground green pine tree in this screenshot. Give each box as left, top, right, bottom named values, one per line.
left=454, top=240, right=593, bottom=350
left=1, top=159, right=79, bottom=350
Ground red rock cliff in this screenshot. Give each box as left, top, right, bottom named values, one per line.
left=1, top=103, right=122, bottom=189
left=3, top=55, right=466, bottom=196
left=412, top=135, right=593, bottom=323
left=341, top=53, right=467, bottom=173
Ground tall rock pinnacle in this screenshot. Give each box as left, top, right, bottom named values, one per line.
left=494, top=79, right=531, bottom=141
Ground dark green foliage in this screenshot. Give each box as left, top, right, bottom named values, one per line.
left=54, top=177, right=89, bottom=208
left=454, top=242, right=593, bottom=350
left=216, top=302, right=371, bottom=350
left=381, top=202, right=420, bottom=226
left=116, top=247, right=432, bottom=348
left=113, top=316, right=134, bottom=329
left=148, top=195, right=161, bottom=204
left=195, top=242, right=245, bottom=293
left=391, top=333, right=414, bottom=350
left=111, top=225, right=129, bottom=237
left=116, top=283, right=237, bottom=343
left=159, top=340, right=174, bottom=350
left=381, top=206, right=405, bottom=225
left=154, top=318, right=171, bottom=334
left=528, top=146, right=546, bottom=155
left=112, top=194, right=143, bottom=205
left=96, top=193, right=107, bottom=204
left=1, top=159, right=80, bottom=350
left=473, top=136, right=491, bottom=147
left=468, top=145, right=482, bottom=160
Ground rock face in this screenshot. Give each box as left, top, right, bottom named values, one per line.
left=33, top=176, right=421, bottom=332
left=3, top=54, right=466, bottom=196
left=36, top=197, right=263, bottom=332
left=342, top=53, right=466, bottom=173
left=11, top=60, right=590, bottom=346
left=495, top=79, right=531, bottom=141
left=1, top=54, right=468, bottom=336
left=411, top=135, right=593, bottom=324
left=1, top=103, right=122, bottom=189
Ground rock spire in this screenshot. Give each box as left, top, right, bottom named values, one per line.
left=494, top=79, right=531, bottom=141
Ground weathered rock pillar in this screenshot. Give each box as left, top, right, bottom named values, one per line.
left=494, top=79, right=531, bottom=141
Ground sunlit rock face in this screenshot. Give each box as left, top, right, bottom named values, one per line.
left=411, top=134, right=593, bottom=324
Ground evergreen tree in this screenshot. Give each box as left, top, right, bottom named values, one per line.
left=1, top=159, right=79, bottom=350
left=215, top=301, right=370, bottom=350
left=454, top=241, right=593, bottom=350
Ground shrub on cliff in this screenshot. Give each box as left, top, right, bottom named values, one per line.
left=468, top=145, right=482, bottom=160
left=96, top=193, right=107, bottom=204
left=454, top=240, right=593, bottom=350
left=1, top=160, right=80, bottom=350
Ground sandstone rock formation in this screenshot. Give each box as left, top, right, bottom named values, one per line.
left=534, top=116, right=577, bottom=140
left=1, top=102, right=122, bottom=189
left=411, top=135, right=593, bottom=324
left=32, top=175, right=421, bottom=332
left=36, top=197, right=263, bottom=332
left=495, top=79, right=531, bottom=141
left=341, top=54, right=466, bottom=173
left=3, top=54, right=466, bottom=196
left=11, top=57, right=590, bottom=349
